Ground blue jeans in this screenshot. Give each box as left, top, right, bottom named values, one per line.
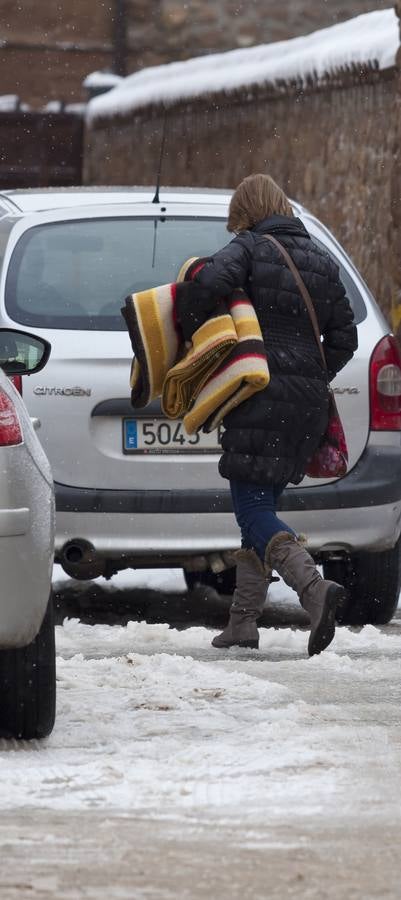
left=230, top=480, right=296, bottom=563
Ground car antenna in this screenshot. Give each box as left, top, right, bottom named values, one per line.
left=152, top=112, right=167, bottom=205
left=151, top=112, right=167, bottom=267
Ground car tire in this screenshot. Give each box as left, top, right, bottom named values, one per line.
left=0, top=595, right=56, bottom=740
left=184, top=567, right=236, bottom=595
left=323, top=538, right=401, bottom=626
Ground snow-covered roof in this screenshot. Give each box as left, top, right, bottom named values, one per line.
left=83, top=71, right=123, bottom=90
left=43, top=101, right=85, bottom=115
left=0, top=94, right=30, bottom=112
left=87, top=9, right=399, bottom=123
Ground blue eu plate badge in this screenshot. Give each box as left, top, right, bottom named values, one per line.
left=124, top=419, right=137, bottom=450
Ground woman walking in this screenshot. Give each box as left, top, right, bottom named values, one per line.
left=184, top=174, right=358, bottom=655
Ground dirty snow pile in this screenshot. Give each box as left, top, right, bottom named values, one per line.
left=1, top=581, right=401, bottom=829
left=87, top=9, right=399, bottom=121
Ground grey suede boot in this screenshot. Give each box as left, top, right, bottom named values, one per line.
left=266, top=532, right=348, bottom=656
left=212, top=549, right=270, bottom=649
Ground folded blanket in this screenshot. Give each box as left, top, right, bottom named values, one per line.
left=121, top=259, right=270, bottom=434
left=122, top=282, right=181, bottom=408
left=121, top=283, right=237, bottom=410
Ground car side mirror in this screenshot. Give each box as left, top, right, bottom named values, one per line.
left=0, top=328, right=51, bottom=376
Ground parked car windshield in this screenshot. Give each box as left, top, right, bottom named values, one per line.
left=5, top=216, right=366, bottom=330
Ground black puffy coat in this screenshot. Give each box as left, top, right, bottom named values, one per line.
left=190, top=215, right=358, bottom=486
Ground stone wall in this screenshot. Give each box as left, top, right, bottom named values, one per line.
left=84, top=67, right=399, bottom=320
left=0, top=0, right=394, bottom=107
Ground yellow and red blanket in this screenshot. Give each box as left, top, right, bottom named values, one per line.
left=121, top=259, right=269, bottom=434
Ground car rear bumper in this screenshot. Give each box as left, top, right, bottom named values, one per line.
left=55, top=445, right=401, bottom=514
left=55, top=501, right=401, bottom=560
left=54, top=444, right=401, bottom=561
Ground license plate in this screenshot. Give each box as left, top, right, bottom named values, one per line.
left=123, top=418, right=223, bottom=454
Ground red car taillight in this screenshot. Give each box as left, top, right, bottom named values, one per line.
left=0, top=388, right=23, bottom=446
left=10, top=375, right=22, bottom=395
left=370, top=335, right=401, bottom=430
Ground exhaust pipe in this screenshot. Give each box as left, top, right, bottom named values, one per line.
left=59, top=543, right=236, bottom=582
left=60, top=539, right=106, bottom=580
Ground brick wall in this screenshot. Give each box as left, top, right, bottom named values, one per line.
left=0, top=0, right=394, bottom=107
left=0, top=0, right=114, bottom=107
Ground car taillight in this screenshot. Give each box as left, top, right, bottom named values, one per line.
left=0, top=388, right=23, bottom=446
left=370, top=335, right=401, bottom=430
left=9, top=374, right=22, bottom=395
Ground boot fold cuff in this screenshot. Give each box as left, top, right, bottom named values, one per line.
left=264, top=531, right=297, bottom=570
left=233, top=548, right=265, bottom=575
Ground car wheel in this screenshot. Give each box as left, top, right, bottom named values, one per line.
left=323, top=538, right=401, bottom=626
left=184, top=567, right=236, bottom=595
left=0, top=595, right=56, bottom=740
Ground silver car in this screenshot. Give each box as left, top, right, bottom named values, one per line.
left=0, top=327, right=55, bottom=740
left=0, top=187, right=400, bottom=627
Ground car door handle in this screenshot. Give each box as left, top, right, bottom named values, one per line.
left=91, top=398, right=162, bottom=417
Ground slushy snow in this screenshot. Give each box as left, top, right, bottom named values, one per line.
left=1, top=573, right=401, bottom=831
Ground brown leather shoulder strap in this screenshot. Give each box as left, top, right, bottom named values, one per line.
left=262, top=233, right=327, bottom=371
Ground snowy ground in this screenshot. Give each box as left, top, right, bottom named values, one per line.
left=1, top=569, right=401, bottom=898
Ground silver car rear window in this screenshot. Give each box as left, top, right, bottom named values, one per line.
left=5, top=216, right=366, bottom=330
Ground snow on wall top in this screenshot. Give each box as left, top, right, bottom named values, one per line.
left=87, top=9, right=399, bottom=123
left=83, top=71, right=123, bottom=90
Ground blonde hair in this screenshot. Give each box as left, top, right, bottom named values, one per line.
left=227, top=174, right=293, bottom=233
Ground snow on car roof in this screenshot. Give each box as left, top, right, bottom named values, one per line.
left=87, top=9, right=399, bottom=122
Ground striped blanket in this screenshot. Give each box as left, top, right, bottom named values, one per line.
left=121, top=259, right=269, bottom=434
